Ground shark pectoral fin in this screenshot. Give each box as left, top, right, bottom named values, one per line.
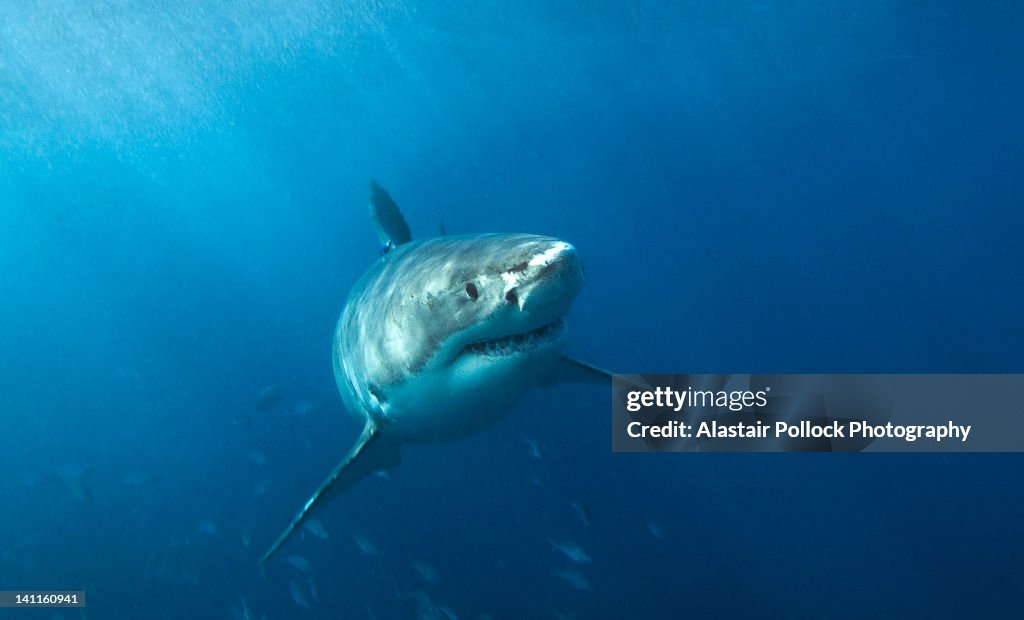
left=548, top=356, right=653, bottom=391
left=545, top=355, right=615, bottom=385
left=259, top=421, right=400, bottom=565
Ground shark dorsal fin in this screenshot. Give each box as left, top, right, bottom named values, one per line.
left=369, top=180, right=412, bottom=247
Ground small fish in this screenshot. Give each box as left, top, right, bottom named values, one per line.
left=239, top=596, right=253, bottom=620
left=56, top=464, right=93, bottom=502
left=437, top=606, right=458, bottom=620
left=241, top=528, right=252, bottom=547
left=353, top=533, right=378, bottom=556
left=252, top=478, right=270, bottom=498
left=289, top=401, right=315, bottom=417
left=569, top=500, right=591, bottom=527
left=289, top=579, right=311, bottom=609
left=248, top=451, right=267, bottom=466
left=254, top=384, right=284, bottom=412
left=548, top=539, right=592, bottom=564
left=306, top=577, right=319, bottom=604
left=303, top=518, right=329, bottom=539
left=408, top=590, right=457, bottom=620
left=196, top=520, right=218, bottom=535
left=523, top=436, right=542, bottom=460
left=647, top=520, right=665, bottom=540
left=287, top=554, right=313, bottom=573
left=411, top=560, right=442, bottom=583
left=553, top=569, right=591, bottom=591
left=121, top=469, right=152, bottom=487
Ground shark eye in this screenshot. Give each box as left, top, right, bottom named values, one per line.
left=505, top=289, right=518, bottom=305
left=465, top=283, right=479, bottom=300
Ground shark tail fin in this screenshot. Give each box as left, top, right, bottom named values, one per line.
left=259, top=421, right=400, bottom=565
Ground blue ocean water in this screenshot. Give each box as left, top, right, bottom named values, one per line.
left=1, top=1, right=1022, bottom=618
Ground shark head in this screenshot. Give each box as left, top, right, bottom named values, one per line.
left=429, top=235, right=582, bottom=391
left=335, top=233, right=584, bottom=442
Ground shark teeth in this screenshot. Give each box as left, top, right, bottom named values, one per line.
left=464, top=318, right=565, bottom=357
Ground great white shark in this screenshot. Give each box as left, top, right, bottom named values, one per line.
left=260, top=182, right=612, bottom=564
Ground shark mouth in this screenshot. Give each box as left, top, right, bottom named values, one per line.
left=462, top=318, right=566, bottom=357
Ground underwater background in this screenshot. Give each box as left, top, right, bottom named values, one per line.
left=1, top=1, right=1022, bottom=618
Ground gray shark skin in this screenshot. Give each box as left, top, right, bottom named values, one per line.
left=259, top=185, right=610, bottom=564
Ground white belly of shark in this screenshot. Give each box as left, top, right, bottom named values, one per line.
left=260, top=183, right=611, bottom=565
left=377, top=312, right=568, bottom=444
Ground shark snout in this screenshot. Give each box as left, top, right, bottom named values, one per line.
left=533, top=241, right=581, bottom=285
left=513, top=239, right=583, bottom=321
